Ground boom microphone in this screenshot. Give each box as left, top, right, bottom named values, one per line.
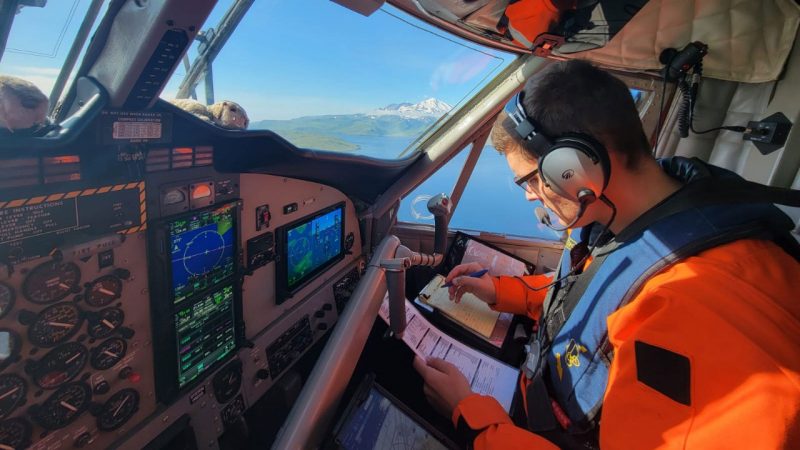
left=535, top=207, right=551, bottom=226
left=535, top=202, right=587, bottom=232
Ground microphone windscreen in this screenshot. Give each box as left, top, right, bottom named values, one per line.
left=535, top=207, right=550, bottom=225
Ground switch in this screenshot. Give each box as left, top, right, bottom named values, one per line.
left=322, top=303, right=333, bottom=311
left=119, top=366, right=141, bottom=383
left=256, top=369, right=270, bottom=380
left=94, top=381, right=110, bottom=395
left=314, top=310, right=325, bottom=319
left=317, top=323, right=328, bottom=332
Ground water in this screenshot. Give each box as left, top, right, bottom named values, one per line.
left=336, top=134, right=561, bottom=241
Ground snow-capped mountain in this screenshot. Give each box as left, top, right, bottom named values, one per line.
left=372, top=98, right=452, bottom=119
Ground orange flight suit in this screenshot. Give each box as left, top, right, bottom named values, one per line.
left=453, top=238, right=800, bottom=449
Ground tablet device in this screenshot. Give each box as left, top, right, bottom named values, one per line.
left=330, top=375, right=457, bottom=450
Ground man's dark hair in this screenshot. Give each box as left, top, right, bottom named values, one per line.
left=521, top=60, right=651, bottom=168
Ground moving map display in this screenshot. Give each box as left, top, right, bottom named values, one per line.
left=169, top=203, right=236, bottom=303
left=285, top=204, right=343, bottom=292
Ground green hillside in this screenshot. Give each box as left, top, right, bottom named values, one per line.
left=274, top=130, right=359, bottom=152
left=251, top=113, right=435, bottom=138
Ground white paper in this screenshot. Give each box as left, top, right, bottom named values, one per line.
left=379, top=295, right=518, bottom=412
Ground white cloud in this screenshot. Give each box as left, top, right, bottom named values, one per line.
left=430, top=52, right=494, bottom=91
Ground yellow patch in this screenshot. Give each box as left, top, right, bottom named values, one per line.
left=555, top=353, right=564, bottom=380
left=565, top=339, right=587, bottom=368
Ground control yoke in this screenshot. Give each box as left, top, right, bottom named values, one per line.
left=381, top=193, right=451, bottom=336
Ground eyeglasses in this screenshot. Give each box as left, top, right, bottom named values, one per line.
left=514, top=168, right=540, bottom=193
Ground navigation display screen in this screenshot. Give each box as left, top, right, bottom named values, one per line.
left=285, top=204, right=344, bottom=292
left=169, top=203, right=236, bottom=303
left=175, top=284, right=236, bottom=388
left=336, top=387, right=449, bottom=450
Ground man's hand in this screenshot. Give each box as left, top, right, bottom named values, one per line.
left=413, top=356, right=474, bottom=418
left=445, top=262, right=496, bottom=304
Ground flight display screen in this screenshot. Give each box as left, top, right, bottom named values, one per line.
left=285, top=204, right=344, bottom=292
left=169, top=203, right=236, bottom=303
left=175, top=284, right=236, bottom=388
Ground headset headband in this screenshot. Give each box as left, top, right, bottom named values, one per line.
left=503, top=91, right=553, bottom=152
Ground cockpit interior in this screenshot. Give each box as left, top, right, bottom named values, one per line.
left=0, top=0, right=798, bottom=448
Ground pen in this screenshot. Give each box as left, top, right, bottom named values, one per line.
left=442, top=269, right=489, bottom=288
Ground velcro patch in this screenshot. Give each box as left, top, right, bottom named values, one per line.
left=634, top=340, right=691, bottom=406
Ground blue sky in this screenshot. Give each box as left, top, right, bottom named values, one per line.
left=1, top=0, right=516, bottom=120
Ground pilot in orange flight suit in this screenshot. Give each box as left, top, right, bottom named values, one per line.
left=413, top=60, right=800, bottom=449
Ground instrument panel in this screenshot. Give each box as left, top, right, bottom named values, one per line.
left=0, top=104, right=366, bottom=449
left=0, top=230, right=156, bottom=449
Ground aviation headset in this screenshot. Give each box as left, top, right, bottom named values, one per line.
left=503, top=91, right=611, bottom=206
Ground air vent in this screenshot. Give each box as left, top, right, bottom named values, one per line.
left=146, top=148, right=170, bottom=172
left=172, top=147, right=193, bottom=169
left=146, top=146, right=214, bottom=172
left=43, top=155, right=81, bottom=184
left=0, top=155, right=82, bottom=188
left=195, top=146, right=213, bottom=166
left=0, top=158, right=39, bottom=188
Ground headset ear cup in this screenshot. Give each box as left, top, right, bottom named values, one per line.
left=538, top=140, right=608, bottom=201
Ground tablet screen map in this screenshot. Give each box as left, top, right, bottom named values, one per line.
left=287, top=207, right=342, bottom=290
left=170, top=204, right=236, bottom=303
left=337, top=387, right=448, bottom=450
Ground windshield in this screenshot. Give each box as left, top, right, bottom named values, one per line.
left=161, top=1, right=515, bottom=159
left=1, top=1, right=106, bottom=102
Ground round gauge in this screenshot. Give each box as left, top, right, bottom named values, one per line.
left=0, top=375, right=26, bottom=419
left=0, top=329, right=21, bottom=372
left=85, top=275, right=123, bottom=308
left=96, top=388, right=139, bottom=432
left=87, top=307, right=124, bottom=339
left=0, top=417, right=32, bottom=450
left=212, top=360, right=242, bottom=404
left=0, top=283, right=14, bottom=320
left=22, top=261, right=81, bottom=305
left=90, top=338, right=127, bottom=371
left=30, top=382, right=92, bottom=430
left=28, top=302, right=84, bottom=348
left=29, top=342, right=88, bottom=390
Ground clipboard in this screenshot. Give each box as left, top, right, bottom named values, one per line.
left=419, top=232, right=535, bottom=349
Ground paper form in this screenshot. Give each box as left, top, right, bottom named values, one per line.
left=418, top=275, right=500, bottom=338
left=380, top=295, right=518, bottom=412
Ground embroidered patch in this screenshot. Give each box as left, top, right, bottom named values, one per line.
left=565, top=339, right=587, bottom=368
left=635, top=340, right=691, bottom=406
left=564, top=235, right=578, bottom=251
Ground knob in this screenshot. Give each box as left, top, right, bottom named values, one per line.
left=93, top=381, right=110, bottom=395
left=256, top=369, right=270, bottom=380
left=314, top=310, right=325, bottom=318
left=317, top=323, right=328, bottom=331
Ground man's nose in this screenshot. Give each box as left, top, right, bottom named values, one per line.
left=525, top=189, right=540, bottom=201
